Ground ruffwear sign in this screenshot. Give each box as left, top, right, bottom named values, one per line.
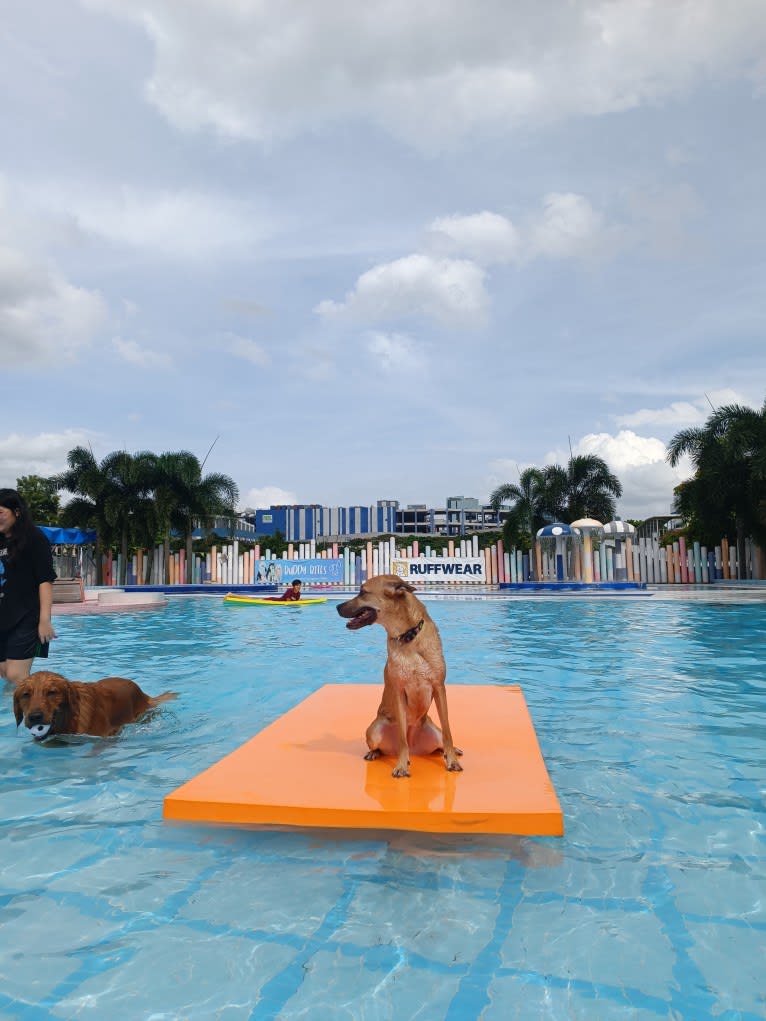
left=391, top=557, right=486, bottom=582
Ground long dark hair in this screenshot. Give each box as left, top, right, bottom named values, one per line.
left=0, top=488, right=35, bottom=563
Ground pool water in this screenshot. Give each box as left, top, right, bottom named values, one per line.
left=1, top=594, right=764, bottom=1020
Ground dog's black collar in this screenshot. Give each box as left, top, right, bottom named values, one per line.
left=397, top=618, right=424, bottom=643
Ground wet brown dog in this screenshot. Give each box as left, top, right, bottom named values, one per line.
left=337, top=575, right=462, bottom=778
left=13, top=670, right=177, bottom=740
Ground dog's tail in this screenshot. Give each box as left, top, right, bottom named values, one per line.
left=149, top=691, right=178, bottom=707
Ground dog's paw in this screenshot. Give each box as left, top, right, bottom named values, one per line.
left=364, top=749, right=382, bottom=761
left=392, top=764, right=411, bottom=778
left=445, top=757, right=464, bottom=772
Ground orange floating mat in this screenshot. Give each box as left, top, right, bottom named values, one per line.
left=163, top=684, right=563, bottom=836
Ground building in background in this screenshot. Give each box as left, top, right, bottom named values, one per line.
left=445, top=496, right=501, bottom=535
left=636, top=515, right=684, bottom=541
left=243, top=498, right=503, bottom=542
left=395, top=504, right=440, bottom=535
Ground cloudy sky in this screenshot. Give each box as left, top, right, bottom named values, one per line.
left=2, top=1, right=765, bottom=520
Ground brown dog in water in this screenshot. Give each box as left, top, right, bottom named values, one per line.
left=13, top=670, right=177, bottom=740
left=337, top=575, right=462, bottom=778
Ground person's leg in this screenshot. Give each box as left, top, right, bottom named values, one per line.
left=2, top=614, right=40, bottom=685
left=3, top=657, right=33, bottom=685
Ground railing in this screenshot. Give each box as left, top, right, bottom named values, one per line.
left=77, top=533, right=764, bottom=588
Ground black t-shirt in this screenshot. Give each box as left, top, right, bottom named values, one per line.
left=0, top=527, right=57, bottom=630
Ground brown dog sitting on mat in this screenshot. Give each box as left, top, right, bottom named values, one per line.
left=13, top=670, right=177, bottom=740
left=337, top=575, right=462, bottom=778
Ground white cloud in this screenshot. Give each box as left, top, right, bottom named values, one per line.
left=528, top=193, right=606, bottom=259
left=570, top=430, right=692, bottom=519
left=617, top=461, right=688, bottom=520
left=0, top=245, right=106, bottom=366
left=486, top=435, right=689, bottom=520
left=0, top=429, right=97, bottom=487
left=704, top=387, right=758, bottom=410
left=366, top=331, right=425, bottom=374
left=316, top=193, right=616, bottom=332
left=243, top=486, right=298, bottom=510
left=113, top=336, right=172, bottom=368
left=489, top=398, right=761, bottom=520
left=315, top=254, right=489, bottom=328
left=85, top=1, right=766, bottom=150
left=43, top=186, right=268, bottom=259
left=0, top=180, right=107, bottom=366
left=427, top=211, right=521, bottom=265
left=615, top=389, right=753, bottom=430
left=571, top=430, right=669, bottom=472
left=489, top=432, right=690, bottom=521
left=616, top=401, right=705, bottom=430
left=430, top=195, right=621, bottom=266
left=225, top=334, right=270, bottom=367
left=487, top=434, right=691, bottom=520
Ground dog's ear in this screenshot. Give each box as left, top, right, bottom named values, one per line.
left=13, top=687, right=23, bottom=727
left=383, top=580, right=416, bottom=597
left=62, top=681, right=79, bottom=726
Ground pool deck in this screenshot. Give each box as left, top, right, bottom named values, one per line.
left=53, top=588, right=170, bottom=615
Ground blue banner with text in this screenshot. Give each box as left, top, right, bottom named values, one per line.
left=255, top=558, right=344, bottom=584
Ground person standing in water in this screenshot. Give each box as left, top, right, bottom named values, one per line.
left=0, top=489, right=57, bottom=686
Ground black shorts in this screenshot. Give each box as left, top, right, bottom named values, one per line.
left=0, top=612, right=48, bottom=661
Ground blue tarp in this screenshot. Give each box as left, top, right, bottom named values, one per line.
left=40, top=526, right=97, bottom=545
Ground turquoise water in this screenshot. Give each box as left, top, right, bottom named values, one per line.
left=1, top=594, right=765, bottom=1020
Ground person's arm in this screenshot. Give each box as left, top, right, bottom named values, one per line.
left=37, top=581, right=57, bottom=643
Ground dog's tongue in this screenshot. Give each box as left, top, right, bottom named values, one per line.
left=347, top=607, right=377, bottom=630
left=29, top=723, right=51, bottom=740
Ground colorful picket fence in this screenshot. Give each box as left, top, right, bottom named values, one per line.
left=73, top=532, right=764, bottom=588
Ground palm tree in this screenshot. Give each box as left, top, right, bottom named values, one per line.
left=155, top=451, right=239, bottom=583
left=129, top=495, right=163, bottom=584
left=100, top=451, right=158, bottom=585
left=490, top=467, right=547, bottom=579
left=54, top=447, right=112, bottom=584
left=542, top=454, right=622, bottom=523
left=705, top=400, right=766, bottom=485
left=667, top=398, right=766, bottom=572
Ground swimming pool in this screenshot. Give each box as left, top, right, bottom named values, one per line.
left=1, top=593, right=764, bottom=1019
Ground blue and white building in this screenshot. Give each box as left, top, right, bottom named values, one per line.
left=244, top=497, right=503, bottom=542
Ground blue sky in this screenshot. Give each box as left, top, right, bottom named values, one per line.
left=2, top=1, right=765, bottom=519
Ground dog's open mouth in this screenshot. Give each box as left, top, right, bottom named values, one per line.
left=28, top=722, right=53, bottom=741
left=346, top=607, right=378, bottom=630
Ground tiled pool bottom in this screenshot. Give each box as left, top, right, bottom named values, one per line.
left=2, top=595, right=765, bottom=1019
